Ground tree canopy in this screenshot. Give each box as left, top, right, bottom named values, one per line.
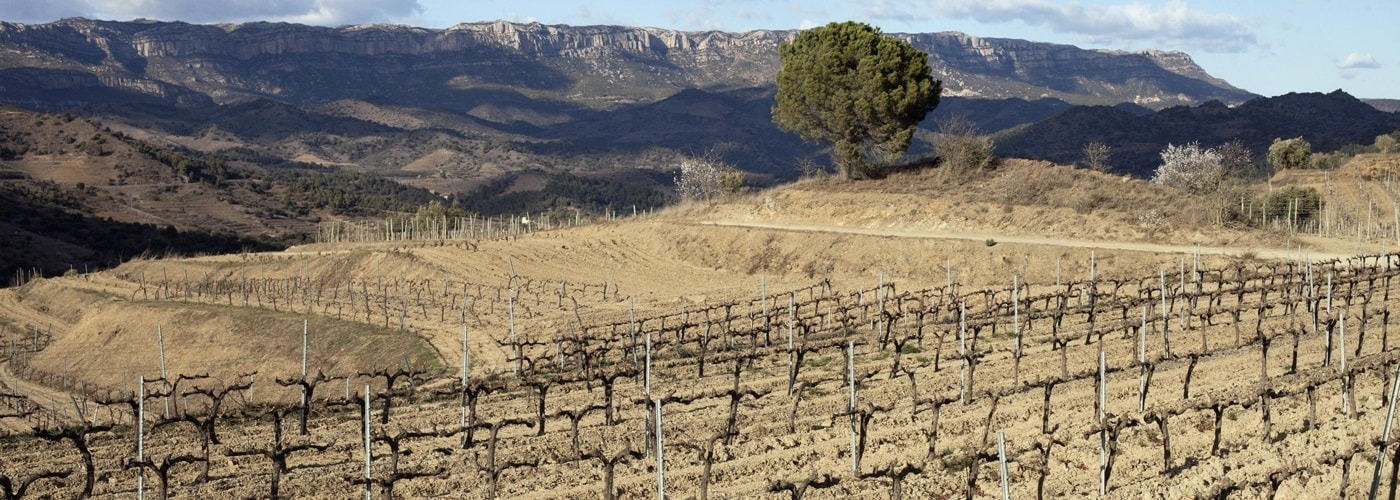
left=1268, top=137, right=1312, bottom=170
left=772, top=21, right=941, bottom=179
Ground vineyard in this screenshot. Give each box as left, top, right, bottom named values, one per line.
left=2, top=215, right=1400, bottom=498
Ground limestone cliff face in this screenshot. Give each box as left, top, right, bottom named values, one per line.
left=0, top=18, right=1254, bottom=109
left=902, top=32, right=1250, bottom=105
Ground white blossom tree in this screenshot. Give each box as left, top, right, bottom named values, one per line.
left=675, top=158, right=743, bottom=202
left=1153, top=142, right=1223, bottom=194
left=675, top=158, right=722, bottom=202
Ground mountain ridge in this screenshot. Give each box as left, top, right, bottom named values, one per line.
left=0, top=18, right=1256, bottom=111
left=996, top=90, right=1400, bottom=175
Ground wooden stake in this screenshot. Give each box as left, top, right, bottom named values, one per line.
left=1097, top=350, right=1108, bottom=496
left=998, top=431, right=1010, bottom=500
left=363, top=384, right=372, bottom=500
left=1342, top=314, right=1350, bottom=417
left=848, top=340, right=857, bottom=474
left=656, top=399, right=665, bottom=500
left=1014, top=275, right=1022, bottom=384
left=1160, top=270, right=1171, bottom=359
left=467, top=320, right=478, bottom=436
left=959, top=303, right=968, bottom=404
left=630, top=297, right=638, bottom=369
left=1326, top=272, right=1335, bottom=367
left=157, top=325, right=169, bottom=419
left=1328, top=272, right=1334, bottom=314
left=1098, top=428, right=1108, bottom=497
left=877, top=272, right=884, bottom=332
left=301, top=319, right=309, bottom=413
left=1178, top=257, right=1187, bottom=329
left=645, top=330, right=653, bottom=399
left=509, top=296, right=518, bottom=377
left=138, top=376, right=145, bottom=500
left=1368, top=362, right=1400, bottom=499
left=762, top=274, right=769, bottom=336
left=1091, top=252, right=1096, bottom=282
left=1098, top=350, right=1107, bottom=425
left=1193, top=246, right=1200, bottom=283
left=1138, top=306, right=1148, bottom=413
left=787, top=293, right=795, bottom=396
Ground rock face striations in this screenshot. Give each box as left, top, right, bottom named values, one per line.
left=0, top=18, right=1253, bottom=111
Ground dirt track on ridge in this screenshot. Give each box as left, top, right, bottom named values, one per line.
left=698, top=219, right=1360, bottom=261
left=0, top=362, right=80, bottom=430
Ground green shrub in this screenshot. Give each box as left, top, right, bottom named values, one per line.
left=1308, top=151, right=1348, bottom=170
left=719, top=171, right=747, bottom=196
left=1262, top=186, right=1322, bottom=223
left=1376, top=133, right=1399, bottom=154
left=1268, top=137, right=1312, bottom=170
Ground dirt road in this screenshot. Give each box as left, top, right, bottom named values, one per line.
left=0, top=361, right=80, bottom=429
left=698, top=219, right=1363, bottom=261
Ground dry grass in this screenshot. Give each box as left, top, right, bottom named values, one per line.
left=679, top=159, right=1285, bottom=249
left=26, top=300, right=440, bottom=399
left=5, top=156, right=1393, bottom=401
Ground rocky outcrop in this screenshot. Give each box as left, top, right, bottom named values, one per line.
left=905, top=32, right=1251, bottom=105
left=0, top=18, right=1254, bottom=110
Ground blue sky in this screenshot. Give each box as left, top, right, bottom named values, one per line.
left=4, top=0, right=1396, bottom=99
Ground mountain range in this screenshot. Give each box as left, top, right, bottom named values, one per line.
left=0, top=18, right=1398, bottom=275
left=2, top=18, right=1398, bottom=283
left=0, top=18, right=1255, bottom=109
left=0, top=18, right=1267, bottom=180
left=996, top=90, right=1400, bottom=176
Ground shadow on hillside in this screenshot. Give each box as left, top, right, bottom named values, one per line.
left=0, top=185, right=281, bottom=286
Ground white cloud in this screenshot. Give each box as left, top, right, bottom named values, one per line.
left=283, top=0, right=424, bottom=26
left=928, top=0, right=1257, bottom=53
left=1337, top=52, right=1380, bottom=70
left=799, top=19, right=818, bottom=30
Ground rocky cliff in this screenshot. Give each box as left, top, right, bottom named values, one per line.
left=0, top=18, right=1254, bottom=110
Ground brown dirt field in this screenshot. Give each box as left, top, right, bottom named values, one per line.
left=317, top=100, right=431, bottom=131
left=94, top=183, right=292, bottom=235
left=5, top=155, right=116, bottom=184
left=292, top=153, right=359, bottom=168
left=504, top=172, right=549, bottom=194
left=401, top=149, right=467, bottom=173
left=3, top=166, right=1400, bottom=498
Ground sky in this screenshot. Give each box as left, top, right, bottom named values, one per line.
left=2, top=0, right=1396, bottom=100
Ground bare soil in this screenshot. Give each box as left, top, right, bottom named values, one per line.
left=1, top=163, right=1399, bottom=498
